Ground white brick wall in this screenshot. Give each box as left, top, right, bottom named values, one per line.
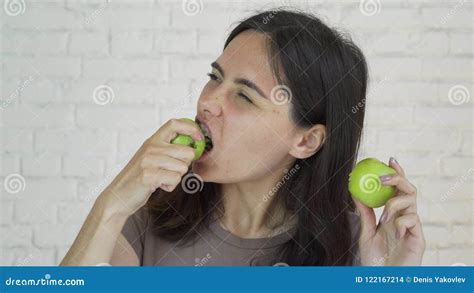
left=1, top=0, right=472, bottom=266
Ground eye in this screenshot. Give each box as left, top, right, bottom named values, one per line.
left=207, top=72, right=219, bottom=81
left=238, top=92, right=253, bottom=104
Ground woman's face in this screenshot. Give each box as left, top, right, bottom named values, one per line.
left=192, top=30, right=299, bottom=183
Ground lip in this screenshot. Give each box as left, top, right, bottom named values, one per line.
left=195, top=116, right=213, bottom=142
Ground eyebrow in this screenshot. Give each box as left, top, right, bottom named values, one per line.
left=211, top=61, right=268, bottom=100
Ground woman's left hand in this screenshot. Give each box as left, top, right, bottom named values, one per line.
left=354, top=157, right=426, bottom=266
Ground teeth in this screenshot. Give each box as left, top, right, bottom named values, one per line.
left=197, top=121, right=213, bottom=152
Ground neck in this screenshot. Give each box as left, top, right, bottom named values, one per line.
left=219, top=160, right=297, bottom=239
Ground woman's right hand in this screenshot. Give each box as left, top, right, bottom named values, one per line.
left=98, top=118, right=204, bottom=217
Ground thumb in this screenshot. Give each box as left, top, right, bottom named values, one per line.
left=353, top=198, right=377, bottom=241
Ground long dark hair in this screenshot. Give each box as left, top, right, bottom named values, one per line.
left=146, top=8, right=368, bottom=266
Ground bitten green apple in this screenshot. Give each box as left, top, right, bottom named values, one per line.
left=348, top=158, right=397, bottom=208
left=170, top=118, right=206, bottom=161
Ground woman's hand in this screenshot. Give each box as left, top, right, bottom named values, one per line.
left=98, top=118, right=204, bottom=218
left=354, top=157, right=426, bottom=266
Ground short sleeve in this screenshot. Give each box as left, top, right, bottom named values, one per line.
left=121, top=206, right=149, bottom=263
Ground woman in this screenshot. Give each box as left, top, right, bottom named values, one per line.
left=61, top=9, right=425, bottom=266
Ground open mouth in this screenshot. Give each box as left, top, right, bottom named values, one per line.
left=196, top=120, right=213, bottom=153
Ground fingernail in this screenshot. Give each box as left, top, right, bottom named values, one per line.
left=193, top=133, right=203, bottom=141
left=379, top=175, right=392, bottom=182
left=390, top=157, right=399, bottom=165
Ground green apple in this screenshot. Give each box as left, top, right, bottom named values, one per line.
left=348, top=158, right=397, bottom=208
left=170, top=118, right=206, bottom=161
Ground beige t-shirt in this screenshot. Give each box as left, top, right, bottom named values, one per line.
left=121, top=206, right=361, bottom=266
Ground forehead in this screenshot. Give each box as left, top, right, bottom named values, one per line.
left=218, top=30, right=277, bottom=89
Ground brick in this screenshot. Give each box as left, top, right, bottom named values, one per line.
left=390, top=153, right=439, bottom=176
left=3, top=57, right=81, bottom=78
left=14, top=200, right=57, bottom=224
left=369, top=57, right=422, bottom=80
left=371, top=32, right=448, bottom=56
left=170, top=7, right=234, bottom=31
left=105, top=9, right=169, bottom=29
left=460, top=130, right=472, bottom=154
left=83, top=59, right=164, bottom=80
left=0, top=79, right=22, bottom=110
left=421, top=58, right=472, bottom=80
left=449, top=33, right=473, bottom=55
left=423, top=224, right=450, bottom=248
left=170, top=57, right=209, bottom=79
left=414, top=106, right=472, bottom=127
left=438, top=248, right=473, bottom=266
left=2, top=104, right=74, bottom=128
left=35, top=129, right=117, bottom=155
left=62, top=80, right=158, bottom=104
left=19, top=78, right=61, bottom=104
left=154, top=30, right=197, bottom=54
left=3, top=7, right=82, bottom=30
left=378, top=129, right=461, bottom=153
left=367, top=82, right=438, bottom=105
left=22, top=154, right=61, bottom=176
left=76, top=106, right=157, bottom=130
left=1, top=129, right=34, bottom=153
left=197, top=32, right=222, bottom=55
left=0, top=226, right=32, bottom=248
left=7, top=178, right=77, bottom=201
left=431, top=200, right=472, bottom=224
left=1, top=31, right=68, bottom=55
left=364, top=106, right=413, bottom=126
left=0, top=155, right=20, bottom=176
left=422, top=249, right=438, bottom=266
left=13, top=248, right=56, bottom=266
left=437, top=83, right=473, bottom=105
left=0, top=201, right=14, bottom=225
left=440, top=156, right=474, bottom=176
left=118, top=131, right=151, bottom=153
left=57, top=201, right=94, bottom=224
left=342, top=8, right=422, bottom=29
left=34, top=224, right=81, bottom=247
left=69, top=32, right=108, bottom=55
left=422, top=7, right=472, bottom=29
left=419, top=177, right=473, bottom=203
left=62, top=156, right=105, bottom=178
left=111, top=31, right=153, bottom=56
left=450, top=224, right=473, bottom=246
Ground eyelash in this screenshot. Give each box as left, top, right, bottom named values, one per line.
left=206, top=72, right=253, bottom=104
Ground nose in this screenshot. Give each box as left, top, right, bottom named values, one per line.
left=197, top=88, right=224, bottom=121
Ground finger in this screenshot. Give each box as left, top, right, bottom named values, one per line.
left=140, top=154, right=189, bottom=175
left=379, top=174, right=417, bottom=196
left=394, top=213, right=423, bottom=239
left=152, top=118, right=204, bottom=143
left=353, top=198, right=376, bottom=241
left=142, top=168, right=182, bottom=192
left=380, top=194, right=417, bottom=224
left=388, top=157, right=405, bottom=178
left=162, top=143, right=196, bottom=164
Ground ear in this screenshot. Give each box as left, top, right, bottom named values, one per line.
left=288, top=124, right=326, bottom=159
